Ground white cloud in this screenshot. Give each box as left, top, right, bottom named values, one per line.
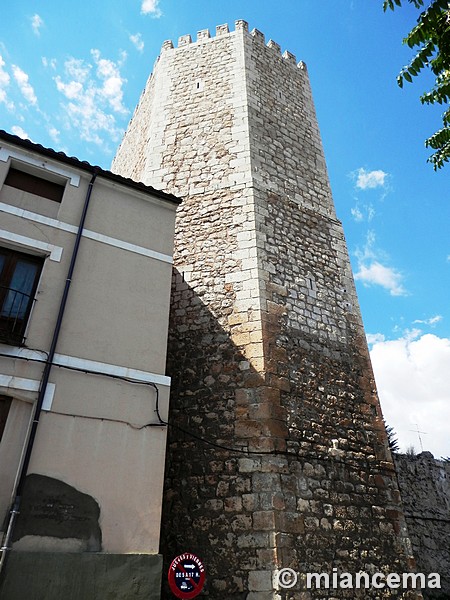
left=413, top=315, right=443, bottom=326
left=366, top=332, right=385, bottom=345
left=402, top=327, right=422, bottom=342
left=357, top=230, right=377, bottom=261
left=42, top=57, right=57, bottom=70
left=0, top=56, right=10, bottom=88
left=48, top=126, right=60, bottom=143
left=352, top=167, right=388, bottom=190
left=141, top=0, right=162, bottom=17
left=351, top=202, right=375, bottom=223
left=130, top=33, right=145, bottom=53
left=351, top=206, right=363, bottom=222
left=54, top=51, right=128, bottom=146
left=370, top=333, right=450, bottom=458
left=0, top=55, right=13, bottom=109
left=11, top=125, right=31, bottom=140
left=12, top=65, right=37, bottom=105
left=55, top=78, right=83, bottom=99
left=354, top=232, right=407, bottom=296
left=31, top=14, right=43, bottom=36
left=65, top=97, right=118, bottom=145
left=64, top=57, right=91, bottom=82
left=355, top=261, right=406, bottom=296
left=91, top=49, right=128, bottom=114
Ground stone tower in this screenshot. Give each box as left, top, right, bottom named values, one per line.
left=112, top=21, right=419, bottom=599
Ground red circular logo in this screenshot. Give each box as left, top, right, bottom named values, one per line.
left=168, top=553, right=206, bottom=599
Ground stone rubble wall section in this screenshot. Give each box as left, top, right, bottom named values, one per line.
left=394, top=452, right=450, bottom=598
left=241, top=28, right=359, bottom=347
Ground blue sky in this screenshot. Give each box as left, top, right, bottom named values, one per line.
left=1, top=1, right=449, bottom=457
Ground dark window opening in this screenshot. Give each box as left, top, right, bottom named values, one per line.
left=4, top=167, right=65, bottom=203
left=0, top=247, right=43, bottom=345
left=0, top=395, right=12, bottom=442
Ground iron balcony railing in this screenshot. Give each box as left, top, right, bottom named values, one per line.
left=0, top=285, right=34, bottom=345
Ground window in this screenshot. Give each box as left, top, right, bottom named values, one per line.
left=0, top=247, right=43, bottom=345
left=4, top=167, right=65, bottom=203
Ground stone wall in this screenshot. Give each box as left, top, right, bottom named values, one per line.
left=113, top=21, right=420, bottom=599
left=394, top=452, right=450, bottom=599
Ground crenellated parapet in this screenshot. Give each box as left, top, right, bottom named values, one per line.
left=159, top=19, right=305, bottom=69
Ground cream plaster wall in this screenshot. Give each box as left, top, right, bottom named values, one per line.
left=0, top=136, right=178, bottom=555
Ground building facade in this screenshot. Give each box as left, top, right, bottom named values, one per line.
left=113, top=21, right=422, bottom=599
left=0, top=130, right=180, bottom=599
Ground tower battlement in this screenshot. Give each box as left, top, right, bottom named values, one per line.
left=159, top=20, right=304, bottom=69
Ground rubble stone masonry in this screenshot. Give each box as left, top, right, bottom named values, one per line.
left=112, top=21, right=421, bottom=599
left=394, top=453, right=450, bottom=598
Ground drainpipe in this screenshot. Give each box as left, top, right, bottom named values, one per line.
left=0, top=171, right=98, bottom=576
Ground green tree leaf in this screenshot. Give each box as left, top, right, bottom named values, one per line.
left=386, top=0, right=450, bottom=168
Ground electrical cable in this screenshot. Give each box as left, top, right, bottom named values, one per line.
left=1, top=352, right=398, bottom=472
left=48, top=409, right=166, bottom=430
left=166, top=420, right=400, bottom=476
left=402, top=514, right=450, bottom=524
left=0, top=349, right=167, bottom=426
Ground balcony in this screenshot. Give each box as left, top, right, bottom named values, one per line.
left=0, top=285, right=36, bottom=346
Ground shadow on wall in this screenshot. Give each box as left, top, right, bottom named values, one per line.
left=161, top=268, right=270, bottom=598
left=11, top=474, right=102, bottom=552
left=159, top=269, right=415, bottom=599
